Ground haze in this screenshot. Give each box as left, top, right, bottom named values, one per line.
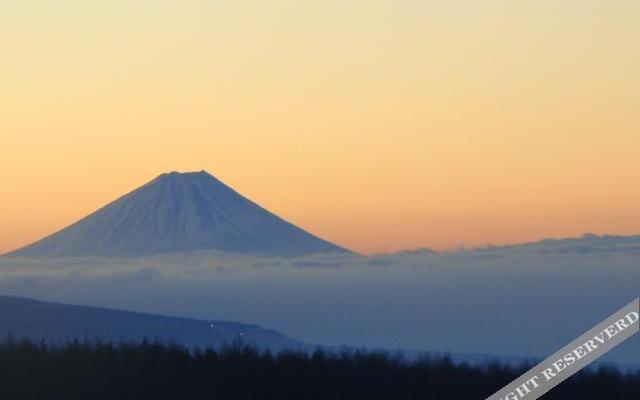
left=1, top=239, right=638, bottom=365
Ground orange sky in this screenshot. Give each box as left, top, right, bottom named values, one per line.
left=1, top=1, right=639, bottom=255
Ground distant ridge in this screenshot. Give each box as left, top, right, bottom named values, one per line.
left=5, top=171, right=350, bottom=258
left=0, top=295, right=309, bottom=351
left=366, top=233, right=640, bottom=257
left=471, top=233, right=640, bottom=255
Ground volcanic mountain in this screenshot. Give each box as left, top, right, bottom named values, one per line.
left=6, top=171, right=350, bottom=257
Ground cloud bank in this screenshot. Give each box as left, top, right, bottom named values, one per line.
left=0, top=235, right=638, bottom=366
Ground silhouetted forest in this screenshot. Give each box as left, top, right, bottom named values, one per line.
left=0, top=338, right=637, bottom=399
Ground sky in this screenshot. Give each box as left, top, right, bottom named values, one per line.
left=1, top=1, right=639, bottom=255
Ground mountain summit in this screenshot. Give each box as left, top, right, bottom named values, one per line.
left=6, top=171, right=350, bottom=257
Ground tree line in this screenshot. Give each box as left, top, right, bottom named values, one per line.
left=0, top=337, right=637, bottom=399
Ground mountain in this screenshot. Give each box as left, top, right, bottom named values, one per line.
left=5, top=171, right=350, bottom=257
left=470, top=233, right=640, bottom=255
left=0, top=295, right=310, bottom=351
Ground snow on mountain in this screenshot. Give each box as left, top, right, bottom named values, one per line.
left=5, top=171, right=350, bottom=257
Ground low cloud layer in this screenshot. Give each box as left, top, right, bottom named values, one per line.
left=0, top=236, right=638, bottom=366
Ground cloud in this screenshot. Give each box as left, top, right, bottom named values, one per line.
left=0, top=236, right=638, bottom=366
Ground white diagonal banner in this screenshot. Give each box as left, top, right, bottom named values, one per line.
left=486, top=297, right=639, bottom=400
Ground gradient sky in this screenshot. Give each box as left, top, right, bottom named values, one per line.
left=1, top=1, right=639, bottom=255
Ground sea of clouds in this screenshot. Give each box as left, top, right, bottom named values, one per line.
left=0, top=235, right=638, bottom=366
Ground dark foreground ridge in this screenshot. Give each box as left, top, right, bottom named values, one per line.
left=0, top=339, right=637, bottom=400
left=6, top=170, right=350, bottom=257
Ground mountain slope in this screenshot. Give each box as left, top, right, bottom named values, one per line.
left=471, top=233, right=640, bottom=255
left=0, top=295, right=310, bottom=351
left=5, top=171, right=349, bottom=257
